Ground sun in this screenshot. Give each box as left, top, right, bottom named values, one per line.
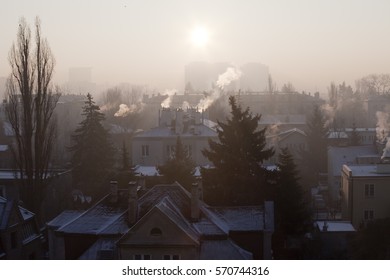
left=191, top=26, right=210, bottom=48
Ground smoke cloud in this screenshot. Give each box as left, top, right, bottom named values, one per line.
left=161, top=89, right=177, bottom=108
left=114, top=103, right=145, bottom=117
left=216, top=67, right=242, bottom=90
left=196, top=67, right=242, bottom=111
left=376, top=111, right=390, bottom=143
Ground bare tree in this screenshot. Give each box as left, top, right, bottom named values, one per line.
left=5, top=17, right=60, bottom=220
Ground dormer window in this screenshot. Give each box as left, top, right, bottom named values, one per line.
left=150, top=227, right=162, bottom=236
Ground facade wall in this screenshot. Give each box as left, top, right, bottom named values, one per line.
left=119, top=209, right=199, bottom=260
left=132, top=136, right=214, bottom=166
left=341, top=165, right=390, bottom=229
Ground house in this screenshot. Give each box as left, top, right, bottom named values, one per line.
left=327, top=145, right=378, bottom=203
left=48, top=181, right=274, bottom=260
left=132, top=108, right=218, bottom=166
left=341, top=161, right=390, bottom=229
left=0, top=196, right=43, bottom=259
left=313, top=221, right=356, bottom=259
left=265, top=128, right=307, bottom=165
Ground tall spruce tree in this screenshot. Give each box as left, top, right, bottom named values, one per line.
left=157, top=136, right=196, bottom=190
left=69, top=93, right=114, bottom=198
left=116, top=141, right=134, bottom=188
left=302, top=105, right=329, bottom=185
left=349, top=122, right=361, bottom=146
left=202, top=96, right=274, bottom=205
left=275, top=148, right=310, bottom=236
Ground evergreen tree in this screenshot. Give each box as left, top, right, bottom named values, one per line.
left=69, top=93, right=114, bottom=198
left=275, top=148, right=310, bottom=236
left=157, top=136, right=196, bottom=190
left=349, top=122, right=361, bottom=146
left=202, top=96, right=274, bottom=205
left=302, top=105, right=328, bottom=185
left=114, top=141, right=135, bottom=189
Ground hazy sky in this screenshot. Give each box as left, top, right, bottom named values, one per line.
left=1, top=0, right=390, bottom=94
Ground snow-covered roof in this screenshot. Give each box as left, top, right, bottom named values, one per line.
left=315, top=221, right=356, bottom=232
left=345, top=128, right=376, bottom=133
left=134, top=165, right=202, bottom=177
left=0, top=145, right=8, bottom=152
left=345, top=164, right=390, bottom=177
left=0, top=196, right=36, bottom=230
left=328, top=145, right=378, bottom=176
left=208, top=206, right=264, bottom=231
left=134, top=165, right=160, bottom=176
left=200, top=239, right=252, bottom=260
left=259, top=114, right=306, bottom=125
left=133, top=124, right=217, bottom=138
left=46, top=210, right=84, bottom=228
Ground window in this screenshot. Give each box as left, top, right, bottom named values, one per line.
left=134, top=254, right=151, bottom=260
left=364, top=210, right=374, bottom=220
left=163, top=254, right=180, bottom=260
left=142, top=145, right=149, bottom=157
left=364, top=184, right=374, bottom=197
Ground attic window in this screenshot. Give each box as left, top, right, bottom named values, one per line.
left=150, top=227, right=162, bottom=236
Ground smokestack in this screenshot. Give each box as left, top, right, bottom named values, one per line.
left=110, top=180, right=118, bottom=203
left=128, top=181, right=138, bottom=225
left=191, top=181, right=201, bottom=221
left=322, top=221, right=328, bottom=232
left=175, top=109, right=184, bottom=134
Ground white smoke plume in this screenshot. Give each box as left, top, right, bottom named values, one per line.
left=114, top=103, right=145, bottom=117
left=181, top=101, right=190, bottom=111
left=321, top=103, right=337, bottom=128
left=196, top=67, right=242, bottom=111
left=216, top=67, right=242, bottom=90
left=376, top=111, right=390, bottom=143
left=161, top=89, right=177, bottom=108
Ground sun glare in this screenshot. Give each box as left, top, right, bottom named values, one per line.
left=191, top=26, right=209, bottom=47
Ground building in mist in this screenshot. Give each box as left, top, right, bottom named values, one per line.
left=327, top=145, right=379, bottom=204
left=341, top=162, right=390, bottom=229
left=265, top=128, right=307, bottom=165
left=239, top=63, right=269, bottom=92
left=132, top=108, right=218, bottom=166
left=48, top=182, right=274, bottom=260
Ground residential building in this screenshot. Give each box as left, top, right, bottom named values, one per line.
left=341, top=162, right=390, bottom=229
left=132, top=108, right=218, bottom=166
left=48, top=181, right=274, bottom=260
left=0, top=195, right=43, bottom=259
left=265, top=128, right=307, bottom=165
left=327, top=145, right=379, bottom=203
left=313, top=221, right=356, bottom=259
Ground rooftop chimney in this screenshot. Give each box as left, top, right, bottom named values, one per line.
left=322, top=221, right=328, bottom=232
left=109, top=181, right=118, bottom=203
left=128, top=181, right=138, bottom=225
left=175, top=109, right=184, bottom=134
left=191, top=179, right=202, bottom=221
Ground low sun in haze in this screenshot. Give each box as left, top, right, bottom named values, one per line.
left=191, top=26, right=210, bottom=48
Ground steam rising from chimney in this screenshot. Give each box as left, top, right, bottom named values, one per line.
left=216, top=67, right=242, bottom=90
left=376, top=111, right=389, bottom=143
left=161, top=89, right=177, bottom=108
left=114, top=103, right=145, bottom=117
left=196, top=67, right=242, bottom=111
left=181, top=101, right=190, bottom=110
